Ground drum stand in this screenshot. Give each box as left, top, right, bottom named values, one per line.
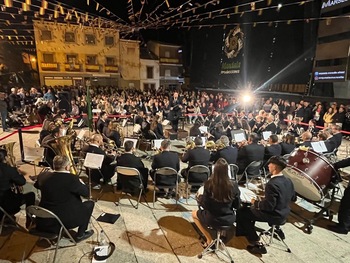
left=291, top=186, right=338, bottom=234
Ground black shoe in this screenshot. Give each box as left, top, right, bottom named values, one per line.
left=328, top=224, right=348, bottom=234
left=75, top=230, right=94, bottom=242
left=247, top=243, right=267, bottom=254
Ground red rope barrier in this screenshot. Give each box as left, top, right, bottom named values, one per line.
left=283, top=119, right=350, bottom=135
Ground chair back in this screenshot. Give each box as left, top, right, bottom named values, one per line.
left=116, top=166, right=143, bottom=195
left=117, top=166, right=140, bottom=177
left=245, top=160, right=263, bottom=177
left=27, top=205, right=61, bottom=220
left=154, top=167, right=178, bottom=187
left=188, top=165, right=210, bottom=184
left=229, top=164, right=239, bottom=181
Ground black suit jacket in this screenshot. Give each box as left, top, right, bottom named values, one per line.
left=330, top=133, right=342, bottom=149
left=117, top=153, right=145, bottom=170
left=264, top=122, right=277, bottom=134
left=182, top=147, right=211, bottom=168
left=210, top=146, right=238, bottom=164
left=35, top=171, right=89, bottom=230
left=280, top=142, right=295, bottom=155
left=265, top=144, right=282, bottom=160
left=237, top=143, right=265, bottom=171
left=152, top=151, right=180, bottom=172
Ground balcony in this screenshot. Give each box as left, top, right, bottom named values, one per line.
left=65, top=63, right=81, bottom=72
left=159, top=58, right=181, bottom=64
left=85, top=64, right=100, bottom=72
left=41, top=62, right=59, bottom=71
left=105, top=65, right=118, bottom=73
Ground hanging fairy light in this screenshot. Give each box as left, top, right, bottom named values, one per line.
left=22, top=3, right=30, bottom=11
left=4, top=0, right=13, bottom=8
left=41, top=0, right=48, bottom=9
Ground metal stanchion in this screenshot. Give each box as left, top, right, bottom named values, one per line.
left=18, top=128, right=25, bottom=162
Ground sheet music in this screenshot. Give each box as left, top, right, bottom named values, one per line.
left=123, top=138, right=138, bottom=149
left=153, top=139, right=163, bottom=149
left=233, top=133, right=246, bottom=142
left=162, top=120, right=170, bottom=125
left=23, top=147, right=44, bottom=162
left=84, top=152, right=104, bottom=169
left=77, top=129, right=86, bottom=140
left=311, top=141, right=328, bottom=153
left=92, top=109, right=101, bottom=113
left=122, top=119, right=128, bottom=127
left=199, top=126, right=208, bottom=133
left=190, top=136, right=206, bottom=147
left=262, top=131, right=272, bottom=141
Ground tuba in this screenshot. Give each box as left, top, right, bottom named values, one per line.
left=205, top=140, right=216, bottom=151
left=185, top=138, right=195, bottom=150
left=0, top=142, right=16, bottom=167
left=47, top=135, right=77, bottom=175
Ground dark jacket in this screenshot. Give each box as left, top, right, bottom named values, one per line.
left=280, top=142, right=295, bottom=155
left=251, top=175, right=295, bottom=224
left=265, top=144, right=282, bottom=161
left=152, top=151, right=180, bottom=172
left=181, top=147, right=210, bottom=168
left=237, top=143, right=265, bottom=171
left=210, top=146, right=238, bottom=164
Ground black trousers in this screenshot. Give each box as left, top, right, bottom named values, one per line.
left=0, top=190, right=35, bottom=216
left=338, top=186, right=350, bottom=230
left=76, top=201, right=94, bottom=236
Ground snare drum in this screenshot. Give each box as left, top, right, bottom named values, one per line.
left=283, top=148, right=337, bottom=202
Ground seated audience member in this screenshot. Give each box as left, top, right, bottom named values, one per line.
left=236, top=156, right=295, bottom=254
left=280, top=134, right=296, bottom=155
left=181, top=137, right=211, bottom=180
left=236, top=133, right=265, bottom=173
left=34, top=156, right=94, bottom=242
left=0, top=149, right=35, bottom=227
left=151, top=139, right=180, bottom=197
left=192, top=158, right=240, bottom=247
left=85, top=134, right=116, bottom=189
left=264, top=134, right=282, bottom=161
left=117, top=140, right=149, bottom=191
left=210, top=135, right=238, bottom=164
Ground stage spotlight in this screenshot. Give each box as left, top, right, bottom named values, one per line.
left=243, top=95, right=251, bottom=103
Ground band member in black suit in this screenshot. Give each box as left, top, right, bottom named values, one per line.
left=237, top=133, right=265, bottom=173
left=280, top=134, right=296, bottom=155
left=330, top=124, right=342, bottom=149
left=169, top=92, right=183, bottom=132
left=150, top=115, right=165, bottom=139
left=210, top=135, right=238, bottom=164
left=236, top=156, right=295, bottom=254
left=41, top=123, right=60, bottom=169
left=34, top=156, right=94, bottom=242
left=84, top=134, right=116, bottom=189
left=96, top=111, right=108, bottom=134
left=0, top=149, right=35, bottom=227
left=181, top=137, right=211, bottom=180
left=263, top=115, right=277, bottom=134
left=328, top=158, right=350, bottom=234
left=252, top=116, right=264, bottom=134
left=151, top=140, right=180, bottom=197
left=287, top=118, right=302, bottom=137
left=193, top=158, right=240, bottom=247
left=117, top=140, right=149, bottom=190
left=105, top=121, right=122, bottom=148
left=307, top=119, right=319, bottom=138
left=264, top=134, right=282, bottom=161
left=299, top=131, right=313, bottom=148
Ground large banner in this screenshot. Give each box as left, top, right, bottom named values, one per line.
left=321, top=0, right=350, bottom=13
left=220, top=26, right=244, bottom=75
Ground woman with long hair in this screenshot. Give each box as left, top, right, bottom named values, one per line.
left=192, top=158, right=240, bottom=247
left=150, top=114, right=165, bottom=139
left=323, top=107, right=335, bottom=128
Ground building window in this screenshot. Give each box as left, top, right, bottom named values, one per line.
left=66, top=54, right=77, bottom=64
left=146, top=66, right=154, bottom=79
left=41, top=30, right=52, bottom=41
left=65, top=32, right=75, bottom=43
left=105, top=36, right=114, bottom=46
left=85, top=34, right=96, bottom=45
left=127, top=47, right=135, bottom=55
left=86, top=55, right=97, bottom=65
left=165, top=69, right=171, bottom=77
left=105, top=56, right=116, bottom=65
left=165, top=51, right=170, bottom=58
left=43, top=53, right=54, bottom=63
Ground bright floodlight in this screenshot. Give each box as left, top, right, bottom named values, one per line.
left=277, top=3, right=282, bottom=9
left=243, top=95, right=251, bottom=103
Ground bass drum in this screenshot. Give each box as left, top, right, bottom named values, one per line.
left=283, top=148, right=337, bottom=202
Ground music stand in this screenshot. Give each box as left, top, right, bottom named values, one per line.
left=84, top=153, right=104, bottom=200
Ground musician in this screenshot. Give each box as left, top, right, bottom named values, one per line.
left=263, top=115, right=277, bottom=134
left=105, top=121, right=122, bottom=148
left=307, top=119, right=319, bottom=138
left=210, top=135, right=238, bottom=164
left=41, top=123, right=60, bottom=168
left=181, top=137, right=211, bottom=180
left=288, top=118, right=302, bottom=137
left=236, top=133, right=265, bottom=173
left=34, top=156, right=94, bottom=242
left=236, top=156, right=295, bottom=254
left=85, top=134, right=116, bottom=189
left=96, top=111, right=108, bottom=134
left=280, top=134, right=296, bottom=155
left=169, top=92, right=183, bottom=132
left=264, top=134, right=282, bottom=161
left=0, top=149, right=35, bottom=228
left=328, top=158, right=350, bottom=234
left=53, top=109, right=67, bottom=124
left=251, top=116, right=264, bottom=134
left=299, top=131, right=313, bottom=148
left=117, top=140, right=149, bottom=190
left=189, top=121, right=202, bottom=137
left=322, top=129, right=337, bottom=153
left=330, top=124, right=342, bottom=149
left=209, top=122, right=225, bottom=141
left=151, top=140, right=180, bottom=198
left=192, top=158, right=240, bottom=247
left=150, top=114, right=165, bottom=139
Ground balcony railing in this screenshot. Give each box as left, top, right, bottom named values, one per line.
left=105, top=65, right=118, bottom=73
left=85, top=64, right=100, bottom=72
left=41, top=62, right=59, bottom=71
left=65, top=63, right=81, bottom=71
left=159, top=58, right=181, bottom=64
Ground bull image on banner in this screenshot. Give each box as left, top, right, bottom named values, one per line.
left=220, top=26, right=244, bottom=75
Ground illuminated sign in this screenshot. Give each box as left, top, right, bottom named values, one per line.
left=321, top=0, right=350, bottom=13
left=314, top=70, right=347, bottom=82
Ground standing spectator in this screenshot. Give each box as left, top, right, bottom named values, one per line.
left=333, top=106, right=345, bottom=128
left=0, top=93, right=8, bottom=132
left=8, top=88, right=21, bottom=112
left=323, top=108, right=335, bottom=128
